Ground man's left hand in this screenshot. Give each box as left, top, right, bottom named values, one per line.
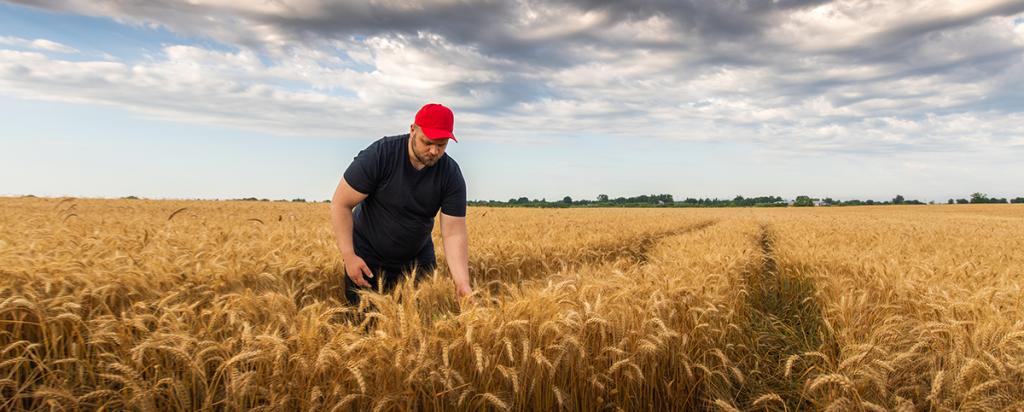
left=455, top=283, right=473, bottom=300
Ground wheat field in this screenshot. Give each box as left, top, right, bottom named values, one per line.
left=1, top=197, right=1022, bottom=411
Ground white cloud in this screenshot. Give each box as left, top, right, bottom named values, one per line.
left=0, top=36, right=78, bottom=53
left=1, top=1, right=1022, bottom=155
left=0, top=48, right=372, bottom=137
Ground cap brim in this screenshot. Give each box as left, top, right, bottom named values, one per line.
left=420, top=126, right=457, bottom=142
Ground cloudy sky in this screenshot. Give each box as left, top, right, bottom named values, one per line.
left=1, top=0, right=1023, bottom=202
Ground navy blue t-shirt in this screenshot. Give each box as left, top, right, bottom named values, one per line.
left=343, top=134, right=467, bottom=268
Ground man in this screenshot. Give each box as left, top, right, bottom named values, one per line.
left=330, top=103, right=472, bottom=305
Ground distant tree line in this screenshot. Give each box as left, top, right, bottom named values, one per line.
left=232, top=197, right=331, bottom=203
left=947, top=193, right=1022, bottom=204
left=44, top=193, right=1021, bottom=206
left=472, top=194, right=683, bottom=208
left=791, top=194, right=927, bottom=207
left=469, top=193, right=1024, bottom=208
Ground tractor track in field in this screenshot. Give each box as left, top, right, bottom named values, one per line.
left=472, top=219, right=720, bottom=289
left=736, top=224, right=839, bottom=410
left=629, top=219, right=719, bottom=265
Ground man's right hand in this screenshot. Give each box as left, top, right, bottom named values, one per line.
left=344, top=254, right=374, bottom=288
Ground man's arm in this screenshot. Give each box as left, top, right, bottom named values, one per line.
left=330, top=177, right=373, bottom=287
left=440, top=212, right=472, bottom=298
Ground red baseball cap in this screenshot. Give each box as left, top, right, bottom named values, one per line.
left=414, top=103, right=458, bottom=142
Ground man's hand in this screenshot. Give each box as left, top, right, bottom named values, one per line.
left=344, top=254, right=374, bottom=288
left=440, top=212, right=471, bottom=303
left=331, top=176, right=373, bottom=289
left=455, top=283, right=473, bottom=299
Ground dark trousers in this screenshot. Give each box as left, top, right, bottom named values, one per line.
left=343, top=260, right=436, bottom=306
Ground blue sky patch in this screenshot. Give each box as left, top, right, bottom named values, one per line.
left=0, top=2, right=236, bottom=62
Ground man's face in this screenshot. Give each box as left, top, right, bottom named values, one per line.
left=410, top=125, right=449, bottom=167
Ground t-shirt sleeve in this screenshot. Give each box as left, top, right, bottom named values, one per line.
left=343, top=142, right=381, bottom=195
left=440, top=162, right=467, bottom=217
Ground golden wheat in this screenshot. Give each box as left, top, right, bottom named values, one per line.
left=1, top=197, right=1022, bottom=410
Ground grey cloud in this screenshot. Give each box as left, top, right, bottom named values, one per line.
left=7, top=1, right=1019, bottom=65
left=869, top=1, right=1024, bottom=46
left=2, top=0, right=1023, bottom=154
left=444, top=76, right=561, bottom=113
left=820, top=2, right=1024, bottom=71
left=565, top=0, right=829, bottom=38
left=8, top=0, right=814, bottom=65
